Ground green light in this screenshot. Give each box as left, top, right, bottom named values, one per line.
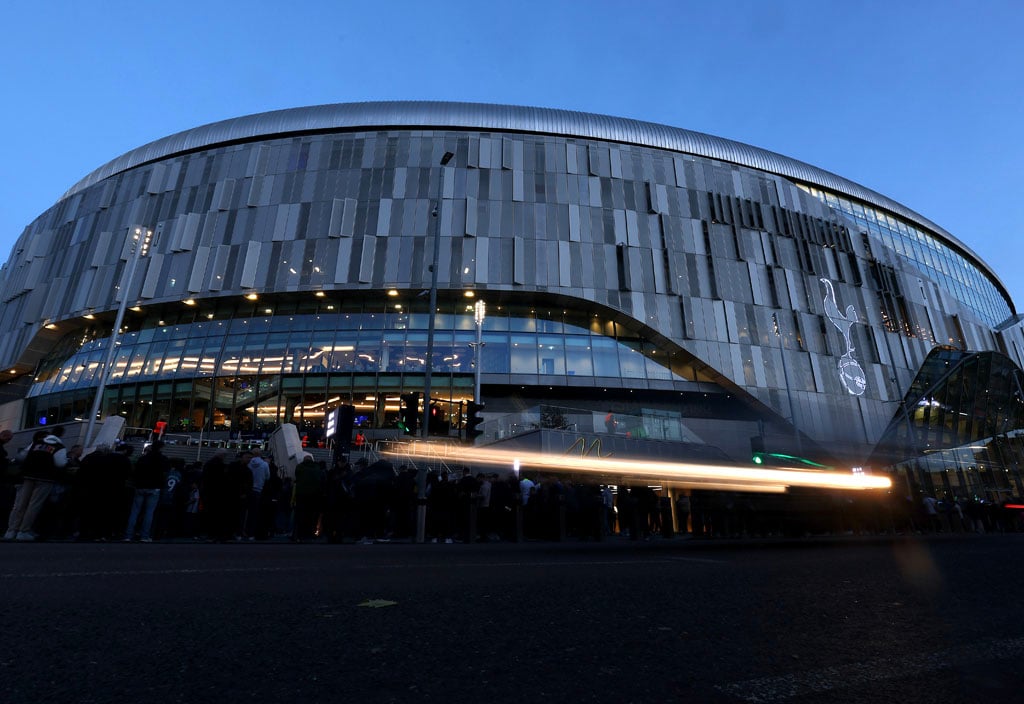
left=752, top=454, right=764, bottom=464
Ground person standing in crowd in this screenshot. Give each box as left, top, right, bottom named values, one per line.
left=245, top=450, right=270, bottom=540
left=476, top=473, right=492, bottom=541
left=124, top=440, right=171, bottom=542
left=183, top=463, right=203, bottom=540
left=75, top=443, right=114, bottom=541
left=292, top=453, right=324, bottom=542
left=257, top=462, right=282, bottom=540
left=600, top=485, right=614, bottom=536
left=4, top=427, right=68, bottom=541
left=154, top=457, right=184, bottom=539
left=107, top=444, right=135, bottom=540
left=201, top=450, right=233, bottom=542
left=922, top=493, right=941, bottom=533
left=228, top=450, right=254, bottom=539
left=46, top=443, right=82, bottom=538
left=0, top=429, right=16, bottom=528
left=674, top=493, right=691, bottom=538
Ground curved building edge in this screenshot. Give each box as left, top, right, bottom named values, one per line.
left=56, top=100, right=1011, bottom=309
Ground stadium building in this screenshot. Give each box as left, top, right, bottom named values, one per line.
left=2, top=101, right=1023, bottom=498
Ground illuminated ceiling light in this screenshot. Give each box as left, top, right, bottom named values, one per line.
left=464, top=290, right=475, bottom=298
left=245, top=293, right=259, bottom=301
left=45, top=323, right=57, bottom=330
left=158, top=320, right=165, bottom=326
left=131, top=306, right=142, bottom=312
left=84, top=314, right=95, bottom=320
left=394, top=304, right=402, bottom=310
left=387, top=289, right=399, bottom=297
left=184, top=299, right=196, bottom=306
left=207, top=314, right=214, bottom=319
left=315, top=291, right=326, bottom=298
left=8, top=369, right=16, bottom=374
left=264, top=308, right=273, bottom=314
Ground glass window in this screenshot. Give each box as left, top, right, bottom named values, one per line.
left=564, top=336, right=593, bottom=377
left=537, top=335, right=565, bottom=375
left=592, top=338, right=619, bottom=376
left=510, top=334, right=537, bottom=374
left=618, top=340, right=646, bottom=379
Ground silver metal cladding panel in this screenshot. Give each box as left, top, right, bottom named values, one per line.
left=54, top=101, right=996, bottom=289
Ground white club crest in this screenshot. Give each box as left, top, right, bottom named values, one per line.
left=821, top=278, right=866, bottom=396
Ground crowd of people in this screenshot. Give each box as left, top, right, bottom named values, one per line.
left=2, top=426, right=1023, bottom=544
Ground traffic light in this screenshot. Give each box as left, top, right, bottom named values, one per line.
left=399, top=392, right=420, bottom=435
left=465, top=401, right=485, bottom=442
left=750, top=435, right=766, bottom=464
left=425, top=401, right=442, bottom=433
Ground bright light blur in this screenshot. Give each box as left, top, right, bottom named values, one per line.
left=383, top=446, right=892, bottom=493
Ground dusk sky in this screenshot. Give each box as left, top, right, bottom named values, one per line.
left=3, top=0, right=1022, bottom=316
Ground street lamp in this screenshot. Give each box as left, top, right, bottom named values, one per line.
left=421, top=150, right=455, bottom=439
left=472, top=299, right=486, bottom=404
left=83, top=226, right=152, bottom=448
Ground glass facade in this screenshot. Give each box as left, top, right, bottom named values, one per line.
left=800, top=184, right=1011, bottom=327
left=870, top=348, right=1024, bottom=500
left=25, top=295, right=706, bottom=442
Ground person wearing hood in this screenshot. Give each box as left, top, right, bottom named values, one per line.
left=4, top=427, right=68, bottom=541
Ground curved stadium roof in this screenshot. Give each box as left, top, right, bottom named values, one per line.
left=59, top=100, right=1009, bottom=304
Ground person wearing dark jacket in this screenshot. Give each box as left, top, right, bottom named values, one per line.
left=292, top=453, right=324, bottom=541
left=201, top=450, right=234, bottom=542
left=5, top=428, right=68, bottom=541
left=123, top=441, right=171, bottom=542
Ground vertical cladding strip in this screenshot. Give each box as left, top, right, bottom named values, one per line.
left=238, top=239, right=262, bottom=288
left=513, top=236, right=525, bottom=285
left=188, top=247, right=212, bottom=293
left=139, top=254, right=165, bottom=299
left=334, top=238, right=354, bottom=284
left=475, top=237, right=489, bottom=285
left=359, top=236, right=377, bottom=283
left=206, top=246, right=230, bottom=292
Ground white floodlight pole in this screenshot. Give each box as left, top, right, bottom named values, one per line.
left=473, top=299, right=486, bottom=404
left=84, top=227, right=150, bottom=448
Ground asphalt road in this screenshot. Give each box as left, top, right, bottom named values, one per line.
left=1, top=535, right=1022, bottom=703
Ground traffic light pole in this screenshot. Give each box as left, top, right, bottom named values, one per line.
left=422, top=151, right=454, bottom=440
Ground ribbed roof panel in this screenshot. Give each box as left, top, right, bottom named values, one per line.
left=59, top=100, right=1005, bottom=300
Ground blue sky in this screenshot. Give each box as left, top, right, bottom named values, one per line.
left=3, top=0, right=1022, bottom=315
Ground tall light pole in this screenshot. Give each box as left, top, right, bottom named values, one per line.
left=421, top=150, right=454, bottom=439
left=472, top=299, right=486, bottom=404
left=84, top=226, right=152, bottom=448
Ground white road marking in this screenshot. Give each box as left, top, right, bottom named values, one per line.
left=716, top=637, right=1024, bottom=702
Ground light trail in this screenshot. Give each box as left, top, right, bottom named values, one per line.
left=383, top=446, right=891, bottom=493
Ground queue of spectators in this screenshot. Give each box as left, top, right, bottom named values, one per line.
left=2, top=426, right=1024, bottom=543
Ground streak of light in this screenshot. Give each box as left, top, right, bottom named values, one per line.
left=382, top=446, right=892, bottom=493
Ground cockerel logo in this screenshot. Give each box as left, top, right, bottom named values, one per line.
left=821, top=278, right=866, bottom=396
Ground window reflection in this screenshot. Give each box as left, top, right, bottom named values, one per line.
left=26, top=302, right=694, bottom=428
